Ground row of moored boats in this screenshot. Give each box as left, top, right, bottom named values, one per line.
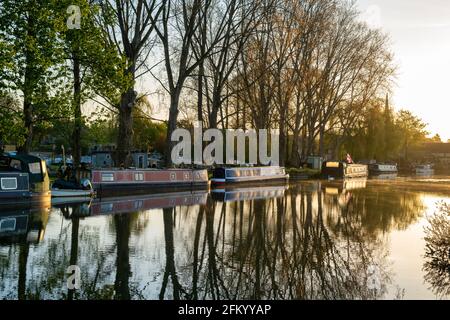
left=0, top=152, right=435, bottom=202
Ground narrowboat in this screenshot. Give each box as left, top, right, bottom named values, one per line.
left=211, top=185, right=288, bottom=202
left=211, top=166, right=289, bottom=185
left=91, top=168, right=209, bottom=197
left=416, top=164, right=434, bottom=175
left=368, top=163, right=398, bottom=174
left=0, top=153, right=51, bottom=203
left=321, top=161, right=368, bottom=179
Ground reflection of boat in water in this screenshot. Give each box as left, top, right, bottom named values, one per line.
left=370, top=173, right=398, bottom=180
left=322, top=179, right=367, bottom=208
left=211, top=185, right=288, bottom=202
left=322, top=178, right=367, bottom=195
left=416, top=164, right=434, bottom=175
left=0, top=206, right=50, bottom=243
left=51, top=196, right=93, bottom=207
left=89, top=191, right=208, bottom=217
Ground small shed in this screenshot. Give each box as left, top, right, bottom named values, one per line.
left=91, top=151, right=114, bottom=168
left=131, top=152, right=148, bottom=169
left=307, top=156, right=324, bottom=170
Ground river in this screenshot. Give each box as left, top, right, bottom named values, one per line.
left=0, top=176, right=449, bottom=300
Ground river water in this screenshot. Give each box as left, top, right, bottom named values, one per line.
left=1, top=176, right=449, bottom=300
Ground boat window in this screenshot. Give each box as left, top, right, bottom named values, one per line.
left=134, top=173, right=144, bottom=181
left=226, top=170, right=236, bottom=178
left=29, top=162, right=41, bottom=174
left=10, top=159, right=21, bottom=171
left=100, top=203, right=114, bottom=213
left=326, top=162, right=340, bottom=168
left=0, top=218, right=16, bottom=232
left=1, top=177, right=18, bottom=190
left=213, top=169, right=225, bottom=179
left=101, top=173, right=114, bottom=182
left=134, top=200, right=144, bottom=209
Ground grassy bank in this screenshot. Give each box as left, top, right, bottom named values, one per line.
left=287, top=168, right=321, bottom=180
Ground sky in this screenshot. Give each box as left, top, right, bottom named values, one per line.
left=357, top=0, right=450, bottom=141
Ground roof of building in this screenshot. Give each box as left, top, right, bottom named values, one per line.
left=415, top=143, right=450, bottom=153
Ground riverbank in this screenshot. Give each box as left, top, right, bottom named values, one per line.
left=286, top=168, right=321, bottom=180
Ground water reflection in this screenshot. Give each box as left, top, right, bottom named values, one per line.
left=424, top=203, right=450, bottom=297
left=0, top=182, right=447, bottom=300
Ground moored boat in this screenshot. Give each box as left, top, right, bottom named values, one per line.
left=51, top=167, right=95, bottom=198
left=91, top=168, right=209, bottom=196
left=369, top=163, right=398, bottom=174
left=211, top=166, right=289, bottom=185
left=0, top=153, right=51, bottom=203
left=321, top=161, right=368, bottom=179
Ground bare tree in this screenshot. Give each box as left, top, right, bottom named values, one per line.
left=99, top=0, right=163, bottom=165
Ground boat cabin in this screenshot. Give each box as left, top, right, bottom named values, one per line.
left=0, top=153, right=50, bottom=195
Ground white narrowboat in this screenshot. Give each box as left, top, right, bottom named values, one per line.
left=211, top=166, right=289, bottom=185
left=369, top=163, right=398, bottom=174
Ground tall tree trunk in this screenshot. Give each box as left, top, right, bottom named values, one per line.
left=22, top=98, right=33, bottom=153
left=72, top=55, right=82, bottom=167
left=319, top=123, right=325, bottom=157
left=209, top=91, right=220, bottom=129
left=165, top=90, right=181, bottom=167
left=197, top=69, right=204, bottom=123
left=117, top=88, right=136, bottom=167
left=21, top=15, right=36, bottom=153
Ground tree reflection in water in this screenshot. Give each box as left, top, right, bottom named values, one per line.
left=424, top=202, right=450, bottom=297
left=0, top=181, right=433, bottom=300
left=159, top=182, right=424, bottom=300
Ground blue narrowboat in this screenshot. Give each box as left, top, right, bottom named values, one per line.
left=0, top=153, right=51, bottom=202
left=211, top=166, right=289, bottom=185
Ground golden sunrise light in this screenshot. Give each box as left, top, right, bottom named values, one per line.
left=358, top=0, right=450, bottom=140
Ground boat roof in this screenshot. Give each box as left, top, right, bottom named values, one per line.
left=6, top=153, right=42, bottom=164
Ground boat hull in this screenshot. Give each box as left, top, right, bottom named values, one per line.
left=369, top=164, right=398, bottom=174
left=51, top=188, right=94, bottom=198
